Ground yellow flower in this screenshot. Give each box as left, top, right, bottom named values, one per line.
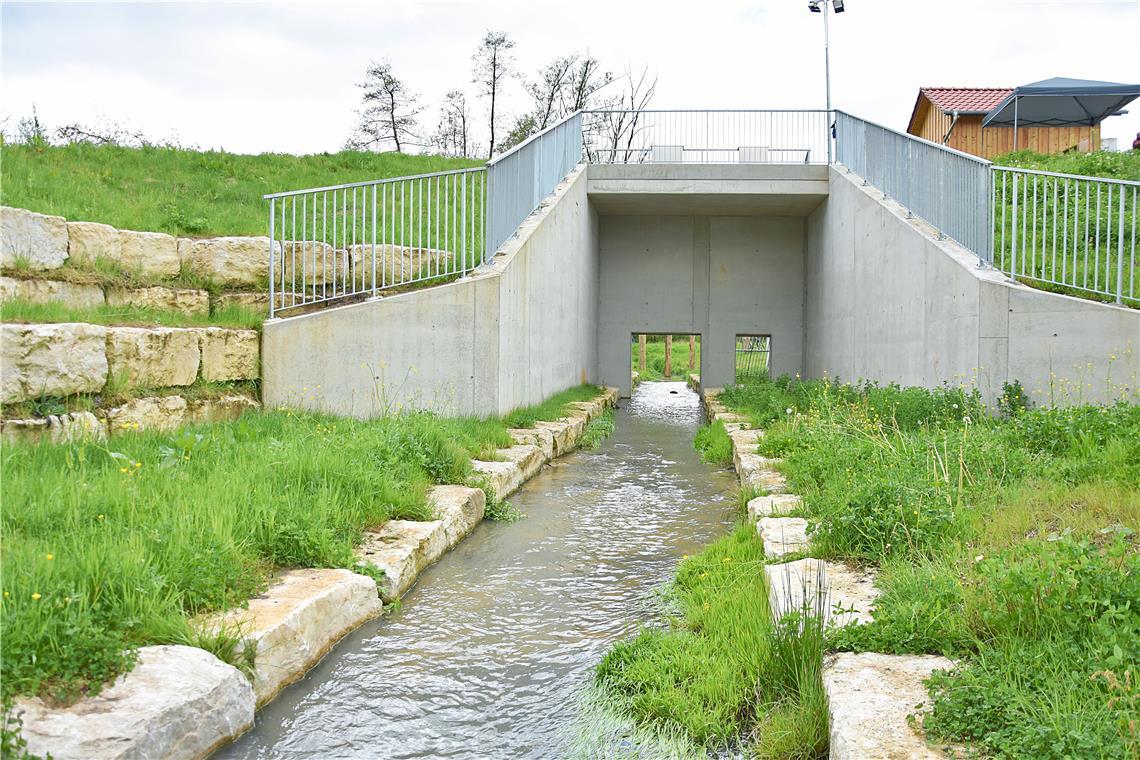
left=31, top=593, right=41, bottom=601
left=97, top=514, right=105, bottom=520
left=45, top=554, right=54, bottom=561
left=134, top=462, right=142, bottom=468
left=120, top=467, right=129, bottom=474
left=3, top=592, right=9, bottom=598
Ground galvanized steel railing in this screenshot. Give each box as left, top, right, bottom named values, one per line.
left=835, top=110, right=993, bottom=260
left=993, top=167, right=1137, bottom=305
left=265, top=167, right=486, bottom=316
left=583, top=109, right=831, bottom=165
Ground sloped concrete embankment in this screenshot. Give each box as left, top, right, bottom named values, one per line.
left=702, top=386, right=953, bottom=759
left=17, top=388, right=618, bottom=760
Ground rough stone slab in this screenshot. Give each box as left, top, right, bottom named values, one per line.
left=429, top=484, right=486, bottom=545
left=534, top=417, right=583, bottom=457
left=186, top=394, right=259, bottom=425
left=0, top=276, right=105, bottom=308
left=737, top=453, right=788, bottom=493
left=1, top=411, right=107, bottom=445
left=214, top=291, right=269, bottom=314
left=765, top=558, right=879, bottom=628
left=471, top=459, right=523, bottom=503
left=495, top=444, right=546, bottom=487
left=105, top=326, right=201, bottom=387
left=198, top=327, right=260, bottom=381
left=824, top=652, right=955, bottom=760
left=747, top=494, right=802, bottom=521
left=1, top=323, right=108, bottom=403
left=508, top=427, right=555, bottom=461
left=208, top=569, right=381, bottom=706
left=106, top=396, right=189, bottom=434
left=687, top=373, right=700, bottom=391
left=1, top=206, right=68, bottom=270
left=357, top=520, right=446, bottom=602
left=185, top=237, right=277, bottom=287
left=118, top=230, right=180, bottom=278
left=17, top=644, right=254, bottom=760
left=67, top=221, right=121, bottom=265
left=758, top=517, right=811, bottom=558
left=106, top=286, right=209, bottom=316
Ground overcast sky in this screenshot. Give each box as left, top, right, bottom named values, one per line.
left=3, top=0, right=1138, bottom=155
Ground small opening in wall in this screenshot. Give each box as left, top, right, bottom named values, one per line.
left=735, top=335, right=770, bottom=383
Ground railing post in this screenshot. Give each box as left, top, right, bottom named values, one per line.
left=268, top=198, right=276, bottom=318
left=1010, top=172, right=1019, bottom=279
left=1117, top=183, right=1126, bottom=304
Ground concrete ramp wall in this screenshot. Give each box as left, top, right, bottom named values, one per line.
left=805, top=167, right=1139, bottom=405
left=262, top=166, right=597, bottom=418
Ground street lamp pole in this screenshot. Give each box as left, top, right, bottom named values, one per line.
left=809, top=0, right=843, bottom=162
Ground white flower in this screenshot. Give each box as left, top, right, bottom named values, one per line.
left=785, top=407, right=793, bottom=415
left=974, top=554, right=984, bottom=563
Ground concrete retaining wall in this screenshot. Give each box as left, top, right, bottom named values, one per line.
left=262, top=166, right=598, bottom=417
left=805, top=167, right=1139, bottom=405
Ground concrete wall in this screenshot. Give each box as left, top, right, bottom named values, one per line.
left=262, top=166, right=597, bottom=418
left=805, top=167, right=1139, bottom=405
left=597, top=215, right=805, bottom=395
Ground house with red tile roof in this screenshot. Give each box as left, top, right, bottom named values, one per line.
left=907, top=86, right=1100, bottom=159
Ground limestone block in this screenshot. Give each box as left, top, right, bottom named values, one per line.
left=118, top=230, right=180, bottom=278
left=106, top=286, right=209, bottom=316
left=1, top=323, right=108, bottom=403
left=758, top=517, right=810, bottom=558
left=198, top=328, right=260, bottom=381
left=209, top=569, right=381, bottom=706
left=66, top=221, right=121, bottom=264
left=0, top=277, right=105, bottom=308
left=177, top=237, right=193, bottom=265
left=508, top=427, right=555, bottom=461
left=105, top=396, right=189, bottom=434
left=1, top=412, right=107, bottom=445
left=471, top=460, right=523, bottom=503
left=824, top=652, right=955, bottom=760
left=1, top=206, right=68, bottom=270
left=357, top=520, right=446, bottom=602
left=17, top=644, right=254, bottom=760
left=214, top=291, right=269, bottom=314
left=765, top=558, right=879, bottom=629
left=747, top=494, right=802, bottom=521
left=534, top=419, right=578, bottom=457
left=185, top=237, right=278, bottom=287
left=186, top=394, right=259, bottom=425
left=429, top=485, right=486, bottom=545
left=105, top=327, right=200, bottom=387
left=737, top=453, right=788, bottom=493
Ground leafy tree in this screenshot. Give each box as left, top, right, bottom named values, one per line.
left=432, top=89, right=473, bottom=158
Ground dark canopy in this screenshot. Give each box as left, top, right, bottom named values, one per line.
left=982, top=77, right=1140, bottom=128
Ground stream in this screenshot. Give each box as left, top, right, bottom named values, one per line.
left=218, top=380, right=737, bottom=759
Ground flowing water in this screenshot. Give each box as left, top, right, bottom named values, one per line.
left=219, top=381, right=737, bottom=759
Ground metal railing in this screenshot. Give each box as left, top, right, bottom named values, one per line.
left=486, top=112, right=583, bottom=254
left=266, top=167, right=486, bottom=317
left=582, top=110, right=831, bottom=165
left=993, top=167, right=1138, bottom=305
left=835, top=110, right=993, bottom=259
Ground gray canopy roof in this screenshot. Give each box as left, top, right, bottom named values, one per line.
left=982, top=77, right=1140, bottom=128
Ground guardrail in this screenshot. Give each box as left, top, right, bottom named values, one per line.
left=835, top=110, right=993, bottom=260
left=993, top=167, right=1137, bottom=305
left=265, top=167, right=486, bottom=317
left=582, top=109, right=831, bottom=165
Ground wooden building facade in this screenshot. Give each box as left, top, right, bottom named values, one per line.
left=907, top=87, right=1100, bottom=160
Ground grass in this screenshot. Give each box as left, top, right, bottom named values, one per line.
left=601, top=376, right=1138, bottom=758
left=631, top=336, right=700, bottom=382
left=0, top=379, right=260, bottom=421
left=993, top=149, right=1140, bottom=181
left=2, top=142, right=482, bottom=237
left=502, top=384, right=603, bottom=429
left=0, top=383, right=610, bottom=708
left=693, top=420, right=733, bottom=466
left=0, top=298, right=263, bottom=330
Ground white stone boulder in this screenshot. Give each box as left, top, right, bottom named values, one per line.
left=105, top=327, right=200, bottom=387
left=472, top=444, right=545, bottom=501
left=106, top=396, right=189, bottom=434
left=185, top=237, right=276, bottom=287
left=508, top=427, right=555, bottom=461
left=737, top=453, right=788, bottom=493
left=118, top=230, right=181, bottom=278
left=765, top=558, right=879, bottom=628
left=106, top=286, right=209, bottom=316
left=1, top=411, right=107, bottom=445
left=67, top=221, right=121, bottom=264
left=1, top=323, right=108, bottom=403
left=758, top=516, right=811, bottom=558
left=0, top=276, right=106, bottom=308
left=214, top=291, right=269, bottom=314
left=747, top=494, right=802, bottom=521
left=823, top=652, right=955, bottom=760
left=198, top=327, right=260, bottom=381
left=208, top=569, right=381, bottom=706
left=357, top=520, right=446, bottom=602
left=429, top=485, right=486, bottom=545
left=1, top=206, right=68, bottom=270
left=16, top=644, right=254, bottom=760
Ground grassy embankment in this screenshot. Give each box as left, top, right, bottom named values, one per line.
left=601, top=377, right=1139, bottom=759
left=990, top=150, right=1140, bottom=308
left=630, top=336, right=701, bottom=382
left=0, top=384, right=612, bottom=709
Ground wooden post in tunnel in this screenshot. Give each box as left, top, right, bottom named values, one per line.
left=664, top=335, right=673, bottom=378
left=638, top=334, right=647, bottom=371
left=689, top=335, right=696, bottom=370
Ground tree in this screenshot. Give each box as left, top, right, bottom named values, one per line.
left=562, top=55, right=614, bottom=114
left=432, top=89, right=472, bottom=157
left=588, top=65, right=657, bottom=163
left=498, top=53, right=615, bottom=153
left=471, top=31, right=515, bottom=158
left=351, top=60, right=422, bottom=153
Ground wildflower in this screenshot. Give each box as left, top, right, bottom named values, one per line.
left=134, top=462, right=141, bottom=468
left=785, top=408, right=793, bottom=415
left=31, top=593, right=41, bottom=601
left=3, top=592, right=8, bottom=598
left=120, top=467, right=129, bottom=474
left=97, top=514, right=105, bottom=520
left=722, top=557, right=733, bottom=563
left=45, top=554, right=54, bottom=561
left=974, top=554, right=984, bottom=562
